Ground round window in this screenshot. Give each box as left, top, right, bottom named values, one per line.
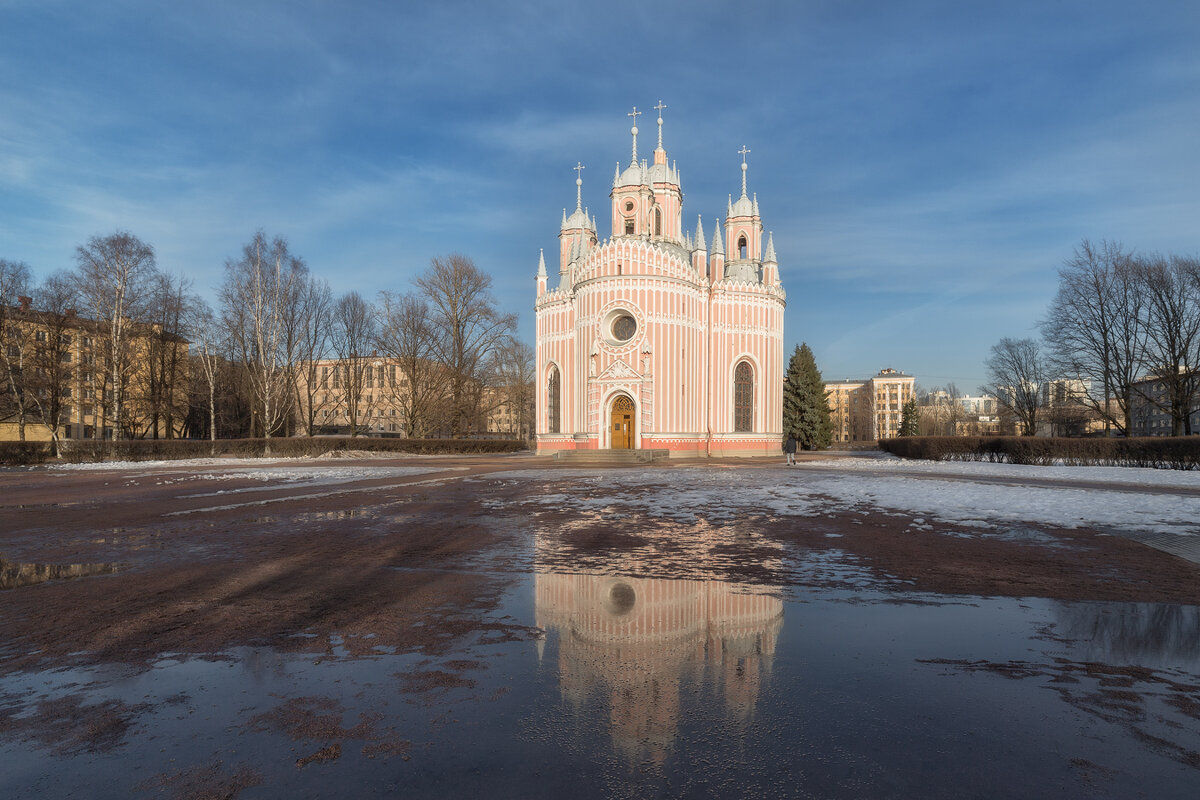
left=624, top=200, right=634, bottom=213
left=611, top=314, right=637, bottom=342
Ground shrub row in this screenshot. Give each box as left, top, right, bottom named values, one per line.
left=0, top=441, right=55, bottom=466
left=0, top=437, right=528, bottom=466
left=879, top=436, right=1200, bottom=470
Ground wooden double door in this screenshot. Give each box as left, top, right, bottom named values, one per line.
left=610, top=395, right=635, bottom=449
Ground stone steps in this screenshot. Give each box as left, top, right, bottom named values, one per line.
left=553, top=449, right=670, bottom=464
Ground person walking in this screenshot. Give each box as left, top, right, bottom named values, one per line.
left=784, top=433, right=797, bottom=466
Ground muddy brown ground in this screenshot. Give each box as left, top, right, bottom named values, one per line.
left=2, top=454, right=1197, bottom=673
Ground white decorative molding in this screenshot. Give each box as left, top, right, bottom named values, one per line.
left=596, top=359, right=640, bottom=381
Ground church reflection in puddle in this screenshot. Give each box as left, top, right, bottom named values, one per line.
left=0, top=557, right=122, bottom=590
left=535, top=568, right=783, bottom=763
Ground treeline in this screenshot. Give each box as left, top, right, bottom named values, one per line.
left=1, top=231, right=533, bottom=453
left=984, top=240, right=1200, bottom=436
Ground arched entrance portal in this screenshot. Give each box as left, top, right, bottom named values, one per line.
left=610, top=395, right=635, bottom=449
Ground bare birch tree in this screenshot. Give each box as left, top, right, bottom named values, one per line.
left=191, top=300, right=225, bottom=450
left=375, top=291, right=444, bottom=438
left=25, top=273, right=78, bottom=456
left=983, top=337, right=1045, bottom=436
left=416, top=255, right=517, bottom=437
left=288, top=276, right=333, bottom=436
left=330, top=291, right=378, bottom=436
left=219, top=231, right=304, bottom=448
left=74, top=231, right=157, bottom=440
left=0, top=259, right=33, bottom=439
left=1041, top=240, right=1147, bottom=435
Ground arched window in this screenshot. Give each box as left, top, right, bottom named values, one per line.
left=547, top=366, right=561, bottom=433
left=738, top=235, right=748, bottom=259
left=654, top=208, right=662, bottom=236
left=734, top=361, right=753, bottom=432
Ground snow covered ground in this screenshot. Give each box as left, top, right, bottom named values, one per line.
left=490, top=459, right=1200, bottom=537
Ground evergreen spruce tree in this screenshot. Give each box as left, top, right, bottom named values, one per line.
left=783, top=343, right=833, bottom=450
left=899, top=397, right=920, bottom=437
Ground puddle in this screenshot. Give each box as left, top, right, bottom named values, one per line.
left=1, top=569, right=1197, bottom=798
left=0, top=558, right=123, bottom=590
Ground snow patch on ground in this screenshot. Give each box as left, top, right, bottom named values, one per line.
left=802, top=454, right=1200, bottom=489
left=491, top=464, right=1199, bottom=537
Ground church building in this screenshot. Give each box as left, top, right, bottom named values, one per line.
left=535, top=104, right=786, bottom=457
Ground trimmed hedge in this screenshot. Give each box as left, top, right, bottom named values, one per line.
left=0, top=437, right=528, bottom=466
left=0, top=441, right=54, bottom=466
left=879, top=436, right=1200, bottom=470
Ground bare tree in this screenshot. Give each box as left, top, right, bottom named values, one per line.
left=329, top=291, right=378, bottom=437
left=219, top=231, right=305, bottom=447
left=416, top=255, right=517, bottom=437
left=490, top=336, right=534, bottom=439
left=983, top=337, right=1045, bottom=436
left=289, top=276, right=333, bottom=437
left=25, top=273, right=78, bottom=456
left=0, top=259, right=33, bottom=439
left=375, top=291, right=444, bottom=438
left=190, top=300, right=225, bottom=449
left=1137, top=254, right=1200, bottom=436
left=137, top=271, right=196, bottom=439
left=74, top=231, right=157, bottom=440
left=1041, top=240, right=1147, bottom=435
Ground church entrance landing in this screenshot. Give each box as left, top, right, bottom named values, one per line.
left=609, top=395, right=635, bottom=449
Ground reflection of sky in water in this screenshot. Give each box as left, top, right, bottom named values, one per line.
left=2, top=572, right=1199, bottom=797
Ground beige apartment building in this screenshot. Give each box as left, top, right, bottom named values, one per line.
left=295, top=357, right=528, bottom=438
left=825, top=368, right=916, bottom=443
left=2, top=296, right=188, bottom=441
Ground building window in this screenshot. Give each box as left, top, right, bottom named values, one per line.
left=654, top=208, right=662, bottom=236
left=734, top=361, right=753, bottom=432
left=738, top=236, right=747, bottom=259
left=624, top=219, right=635, bottom=235
left=547, top=366, right=561, bottom=434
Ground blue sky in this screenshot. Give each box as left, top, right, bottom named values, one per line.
left=3, top=0, right=1198, bottom=391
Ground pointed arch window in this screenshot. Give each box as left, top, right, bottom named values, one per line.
left=738, top=235, right=748, bottom=259
left=547, top=366, right=561, bottom=433
left=734, top=361, right=753, bottom=432
left=654, top=208, right=662, bottom=236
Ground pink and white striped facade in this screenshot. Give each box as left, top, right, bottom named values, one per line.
left=535, top=108, right=786, bottom=457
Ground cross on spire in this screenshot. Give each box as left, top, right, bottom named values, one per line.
left=627, top=106, right=642, bottom=166
left=654, top=100, right=667, bottom=150
left=573, top=161, right=585, bottom=210
left=738, top=145, right=751, bottom=197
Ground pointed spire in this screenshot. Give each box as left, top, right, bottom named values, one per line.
left=738, top=145, right=751, bottom=199
left=752, top=192, right=760, bottom=217
left=654, top=100, right=667, bottom=150
left=561, top=208, right=567, bottom=227
left=573, top=162, right=585, bottom=212
left=728, top=195, right=733, bottom=217
left=695, top=215, right=705, bottom=248
left=537, top=248, right=547, bottom=278
left=764, top=232, right=777, bottom=263
left=711, top=221, right=724, bottom=256
left=627, top=106, right=642, bottom=167
left=684, top=230, right=692, bottom=250
left=613, top=162, right=621, bottom=187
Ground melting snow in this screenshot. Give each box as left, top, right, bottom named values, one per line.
left=492, top=461, right=1200, bottom=537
